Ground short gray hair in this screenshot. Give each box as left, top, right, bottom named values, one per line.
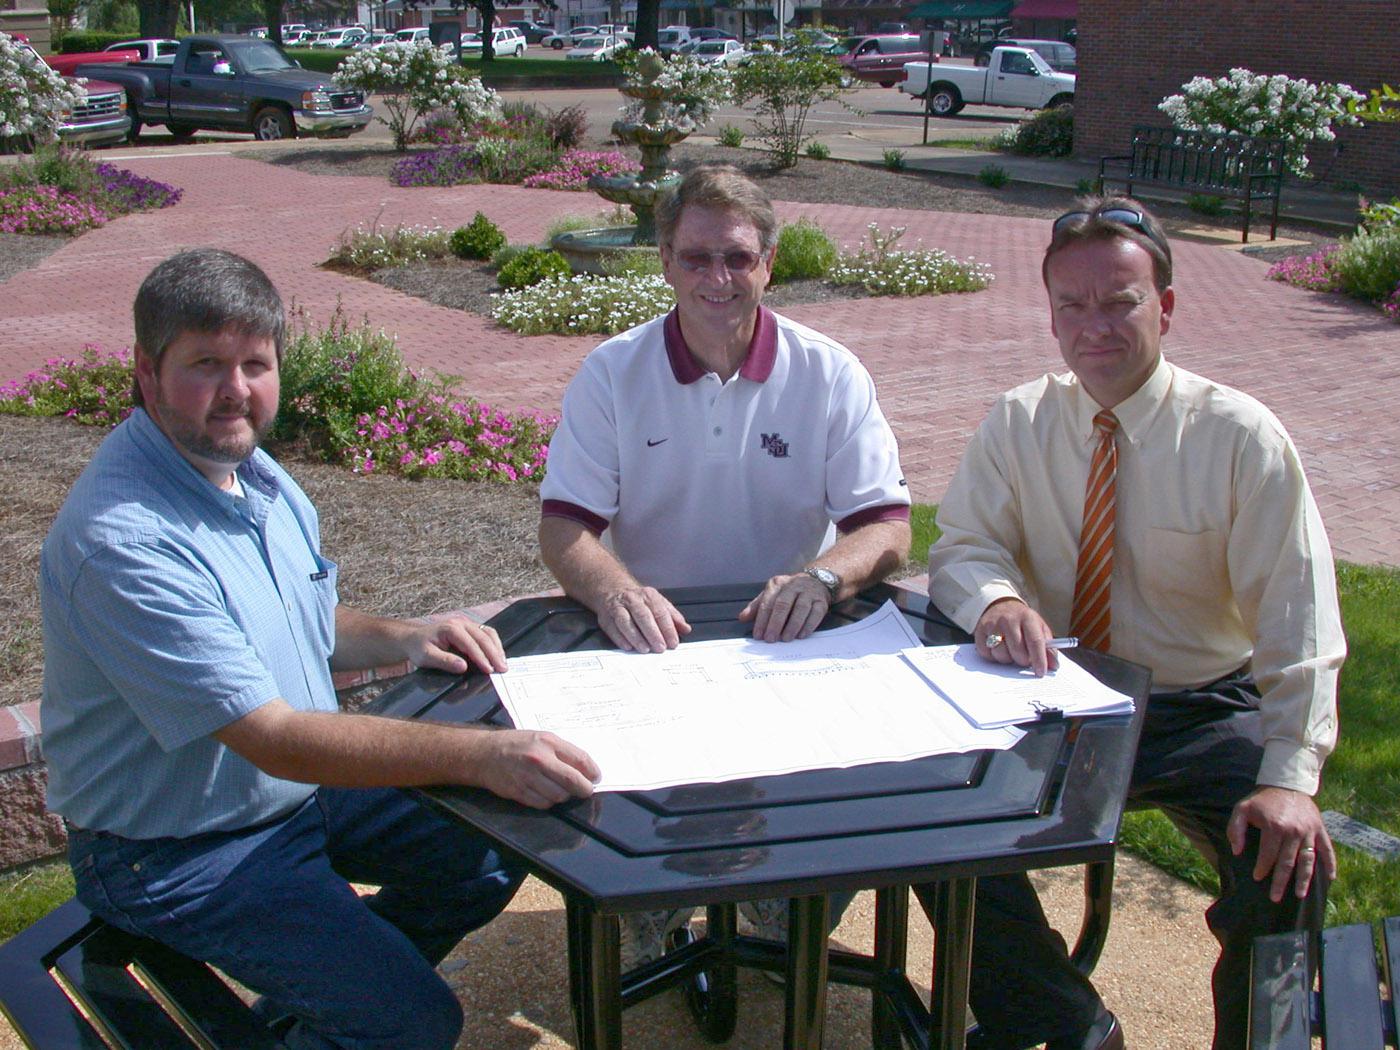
left=132, top=249, right=285, bottom=406
left=655, top=165, right=778, bottom=253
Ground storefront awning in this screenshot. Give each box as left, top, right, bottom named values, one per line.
left=907, top=0, right=1013, bottom=18
left=1010, top=0, right=1075, bottom=18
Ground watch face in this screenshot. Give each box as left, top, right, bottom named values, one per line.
left=807, top=567, right=839, bottom=593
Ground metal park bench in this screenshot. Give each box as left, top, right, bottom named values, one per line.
left=1250, top=913, right=1399, bottom=1048
left=1098, top=125, right=1287, bottom=243
left=0, top=898, right=282, bottom=1048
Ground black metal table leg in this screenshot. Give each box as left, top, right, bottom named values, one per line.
left=565, top=898, right=622, bottom=1050
left=872, top=885, right=910, bottom=1049
left=784, top=895, right=830, bottom=1050
left=684, top=903, right=738, bottom=1042
left=928, top=878, right=976, bottom=1050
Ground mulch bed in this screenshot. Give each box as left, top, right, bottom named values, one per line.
left=0, top=415, right=553, bottom=709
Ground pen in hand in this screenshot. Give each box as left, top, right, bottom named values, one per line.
left=1046, top=637, right=1078, bottom=650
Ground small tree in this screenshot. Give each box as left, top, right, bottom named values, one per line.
left=1158, top=68, right=1365, bottom=177
left=1349, top=84, right=1400, bottom=123
left=0, top=34, right=86, bottom=152
left=336, top=41, right=499, bottom=150
left=730, top=35, right=851, bottom=168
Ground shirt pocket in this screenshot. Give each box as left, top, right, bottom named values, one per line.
left=1144, top=527, right=1227, bottom=602
left=310, top=554, right=338, bottom=656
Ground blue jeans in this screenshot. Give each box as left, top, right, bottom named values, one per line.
left=67, top=787, right=524, bottom=1050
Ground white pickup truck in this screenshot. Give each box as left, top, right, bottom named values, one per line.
left=899, top=45, right=1075, bottom=116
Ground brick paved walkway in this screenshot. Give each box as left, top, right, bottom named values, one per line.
left=3, top=151, right=1396, bottom=565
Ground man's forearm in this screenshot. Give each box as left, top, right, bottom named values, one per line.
left=810, top=519, right=911, bottom=600
left=538, top=516, right=638, bottom=612
left=330, top=605, right=417, bottom=672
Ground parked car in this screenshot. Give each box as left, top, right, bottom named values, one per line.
left=74, top=34, right=373, bottom=141
left=3, top=33, right=131, bottom=147
left=679, top=38, right=749, bottom=65
left=833, top=33, right=929, bottom=87
left=689, top=27, right=736, bottom=42
left=391, top=27, right=432, bottom=44
left=39, top=43, right=140, bottom=76
left=543, top=25, right=599, bottom=49
left=360, top=31, right=392, bottom=48
left=104, top=38, right=180, bottom=63
left=899, top=45, right=1074, bottom=115
left=874, top=21, right=908, bottom=33
left=280, top=23, right=308, bottom=36
left=566, top=33, right=624, bottom=60
left=509, top=20, right=553, bottom=43
left=457, top=26, right=527, bottom=56
left=974, top=37, right=1075, bottom=72
left=313, top=27, right=368, bottom=49
left=751, top=28, right=839, bottom=51
left=656, top=25, right=692, bottom=55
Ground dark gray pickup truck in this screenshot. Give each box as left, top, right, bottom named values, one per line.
left=75, top=34, right=372, bottom=141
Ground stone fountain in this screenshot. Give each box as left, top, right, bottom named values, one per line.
left=550, top=50, right=693, bottom=274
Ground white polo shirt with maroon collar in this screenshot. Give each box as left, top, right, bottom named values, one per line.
left=541, top=306, right=910, bottom=590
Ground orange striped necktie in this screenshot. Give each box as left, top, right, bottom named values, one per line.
left=1069, top=410, right=1119, bottom=652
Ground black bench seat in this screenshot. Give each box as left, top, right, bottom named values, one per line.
left=0, top=898, right=282, bottom=1049
left=1098, top=125, right=1287, bottom=243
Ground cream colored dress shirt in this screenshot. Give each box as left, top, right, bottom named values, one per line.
left=928, top=357, right=1344, bottom=795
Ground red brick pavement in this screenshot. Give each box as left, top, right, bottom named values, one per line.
left=2, top=153, right=1396, bottom=565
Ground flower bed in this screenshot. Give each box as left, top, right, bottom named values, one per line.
left=0, top=147, right=181, bottom=235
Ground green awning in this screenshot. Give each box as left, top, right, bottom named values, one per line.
left=908, top=0, right=1013, bottom=18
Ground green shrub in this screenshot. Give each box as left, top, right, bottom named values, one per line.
left=1186, top=193, right=1227, bottom=216
left=771, top=218, right=837, bottom=283
left=328, top=222, right=454, bottom=273
left=1003, top=104, right=1074, bottom=157
left=56, top=30, right=139, bottom=52
left=272, top=307, right=426, bottom=453
left=471, top=134, right=559, bottom=184
left=882, top=148, right=906, bottom=171
left=717, top=124, right=745, bottom=147
left=497, top=247, right=572, bottom=289
left=804, top=141, right=831, bottom=159
left=1074, top=177, right=1097, bottom=195
left=1332, top=226, right=1400, bottom=303
left=450, top=212, right=506, bottom=260
left=1359, top=197, right=1400, bottom=233
left=977, top=164, right=1010, bottom=188
left=491, top=243, right=530, bottom=270
left=493, top=274, right=675, bottom=335
left=600, top=250, right=663, bottom=277
left=829, top=223, right=994, bottom=297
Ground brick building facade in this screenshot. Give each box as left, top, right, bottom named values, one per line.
left=1075, top=0, right=1399, bottom=195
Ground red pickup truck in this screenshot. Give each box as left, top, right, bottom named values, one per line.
left=4, top=33, right=132, bottom=147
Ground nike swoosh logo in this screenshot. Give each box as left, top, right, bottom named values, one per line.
left=647, top=438, right=668, bottom=447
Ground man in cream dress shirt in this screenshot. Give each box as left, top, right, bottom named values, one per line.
left=925, top=198, right=1345, bottom=1050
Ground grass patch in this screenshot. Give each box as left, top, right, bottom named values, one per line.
left=0, top=861, right=74, bottom=942
left=908, top=507, right=1400, bottom=923
left=925, top=137, right=1001, bottom=151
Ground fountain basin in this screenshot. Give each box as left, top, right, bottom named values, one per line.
left=551, top=227, right=663, bottom=276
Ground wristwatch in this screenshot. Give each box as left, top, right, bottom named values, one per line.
left=803, top=566, right=842, bottom=599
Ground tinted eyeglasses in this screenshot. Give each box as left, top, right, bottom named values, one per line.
left=674, top=249, right=764, bottom=274
left=1053, top=206, right=1165, bottom=249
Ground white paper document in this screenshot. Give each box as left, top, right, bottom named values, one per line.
left=491, top=601, right=1024, bottom=791
left=900, top=644, right=1136, bottom=729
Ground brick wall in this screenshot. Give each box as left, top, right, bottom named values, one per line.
left=1075, top=0, right=1400, bottom=196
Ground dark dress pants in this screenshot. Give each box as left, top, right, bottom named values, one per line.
left=928, top=672, right=1326, bottom=1050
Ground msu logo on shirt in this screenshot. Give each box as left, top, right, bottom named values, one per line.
left=760, top=433, right=790, bottom=459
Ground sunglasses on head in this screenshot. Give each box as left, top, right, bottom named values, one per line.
left=675, top=249, right=764, bottom=274
left=1052, top=207, right=1164, bottom=253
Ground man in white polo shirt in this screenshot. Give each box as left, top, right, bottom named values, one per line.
left=538, top=164, right=911, bottom=961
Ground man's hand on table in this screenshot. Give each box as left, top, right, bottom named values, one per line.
left=974, top=597, right=1060, bottom=677
left=401, top=614, right=508, bottom=675
left=599, top=586, right=692, bottom=653
left=739, top=573, right=830, bottom=642
left=474, top=729, right=601, bottom=809
left=1228, top=786, right=1336, bottom=902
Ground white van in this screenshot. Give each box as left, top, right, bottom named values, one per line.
left=657, top=25, right=692, bottom=55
